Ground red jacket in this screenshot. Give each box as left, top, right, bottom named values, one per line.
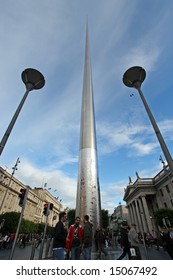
left=66, top=224, right=83, bottom=249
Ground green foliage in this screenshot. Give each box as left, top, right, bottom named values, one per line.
left=154, top=208, right=173, bottom=227
left=66, top=209, right=109, bottom=229
left=0, top=212, right=20, bottom=233
left=20, top=219, right=39, bottom=233
left=67, top=209, right=75, bottom=226
left=0, top=212, right=54, bottom=235
left=101, top=209, right=109, bottom=229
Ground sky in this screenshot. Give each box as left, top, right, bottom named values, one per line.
left=0, top=0, right=173, bottom=215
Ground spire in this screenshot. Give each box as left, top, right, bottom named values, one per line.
left=79, top=24, right=96, bottom=150
left=76, top=24, right=101, bottom=230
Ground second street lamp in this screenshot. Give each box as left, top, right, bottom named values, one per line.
left=122, top=66, right=173, bottom=175
left=0, top=68, right=45, bottom=156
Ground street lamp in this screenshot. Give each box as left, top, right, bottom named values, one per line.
left=122, top=66, right=173, bottom=175
left=0, top=68, right=45, bottom=156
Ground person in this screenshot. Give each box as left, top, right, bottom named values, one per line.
left=116, top=222, right=131, bottom=260
left=164, top=226, right=173, bottom=259
left=53, top=211, right=67, bottom=260
left=66, top=216, right=83, bottom=260
left=128, top=223, right=142, bottom=259
left=94, top=226, right=108, bottom=259
left=20, top=233, right=26, bottom=248
left=82, top=215, right=93, bottom=260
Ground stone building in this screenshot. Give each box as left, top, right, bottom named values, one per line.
left=0, top=166, right=63, bottom=227
left=110, top=203, right=129, bottom=232
left=112, top=204, right=128, bottom=221
left=123, top=166, right=173, bottom=234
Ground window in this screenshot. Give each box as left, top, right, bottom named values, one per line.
left=164, top=202, right=167, bottom=208
left=160, top=189, right=163, bottom=196
left=165, top=185, right=170, bottom=193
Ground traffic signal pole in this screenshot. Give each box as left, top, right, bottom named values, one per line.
left=39, top=203, right=50, bottom=259
left=9, top=185, right=29, bottom=260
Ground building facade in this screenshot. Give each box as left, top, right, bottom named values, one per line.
left=0, top=167, right=63, bottom=227
left=112, top=204, right=128, bottom=221
left=123, top=165, right=173, bottom=233
left=110, top=204, right=128, bottom=232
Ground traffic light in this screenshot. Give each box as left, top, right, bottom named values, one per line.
left=43, top=203, right=49, bottom=215
left=50, top=203, right=53, bottom=210
left=18, top=188, right=26, bottom=207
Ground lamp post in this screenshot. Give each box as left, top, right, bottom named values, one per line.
left=123, top=66, right=173, bottom=175
left=0, top=68, right=45, bottom=156
left=119, top=202, right=122, bottom=219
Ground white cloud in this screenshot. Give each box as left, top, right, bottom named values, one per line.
left=1, top=0, right=173, bottom=215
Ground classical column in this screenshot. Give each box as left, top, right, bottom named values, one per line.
left=137, top=197, right=148, bottom=233
left=131, top=201, right=138, bottom=225
left=135, top=199, right=142, bottom=232
left=141, top=196, right=153, bottom=233
left=127, top=204, right=132, bottom=225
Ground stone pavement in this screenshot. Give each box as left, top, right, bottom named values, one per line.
left=90, top=246, right=121, bottom=260
left=89, top=244, right=172, bottom=260
left=0, top=242, right=171, bottom=260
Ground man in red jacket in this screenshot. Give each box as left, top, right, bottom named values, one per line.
left=66, top=216, right=83, bottom=260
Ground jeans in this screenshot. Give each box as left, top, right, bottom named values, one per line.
left=53, top=247, right=65, bottom=260
left=71, top=246, right=81, bottom=260
left=98, top=243, right=108, bottom=259
left=117, top=247, right=131, bottom=260
left=83, top=246, right=92, bottom=260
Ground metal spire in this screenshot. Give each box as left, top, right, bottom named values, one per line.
left=79, top=24, right=96, bottom=150
left=76, top=25, right=101, bottom=230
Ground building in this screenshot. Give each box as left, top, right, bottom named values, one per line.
left=0, top=167, right=63, bottom=226
left=113, top=203, right=128, bottom=221
left=123, top=165, right=173, bottom=233
left=110, top=204, right=128, bottom=232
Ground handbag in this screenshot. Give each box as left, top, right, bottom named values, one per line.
left=130, top=247, right=136, bottom=256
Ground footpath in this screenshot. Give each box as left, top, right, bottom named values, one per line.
left=0, top=242, right=171, bottom=260
left=90, top=244, right=171, bottom=260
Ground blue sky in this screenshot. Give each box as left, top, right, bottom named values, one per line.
left=0, top=0, right=173, bottom=214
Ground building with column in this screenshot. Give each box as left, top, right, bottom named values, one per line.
left=123, top=165, right=173, bottom=233
left=0, top=166, right=63, bottom=226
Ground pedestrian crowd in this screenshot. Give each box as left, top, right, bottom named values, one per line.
left=1, top=211, right=173, bottom=260
left=52, top=211, right=173, bottom=260
left=53, top=212, right=94, bottom=260
left=0, top=232, right=44, bottom=250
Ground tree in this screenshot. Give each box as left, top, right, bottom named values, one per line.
left=65, top=208, right=109, bottom=229
left=0, top=212, right=54, bottom=234
left=101, top=209, right=109, bottom=229
left=154, top=208, right=173, bottom=227
left=66, top=209, right=75, bottom=227
left=0, top=212, right=20, bottom=233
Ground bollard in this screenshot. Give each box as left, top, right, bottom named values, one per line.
left=30, top=239, right=36, bottom=260
left=49, top=239, right=53, bottom=259
left=38, top=239, right=44, bottom=260
left=44, top=238, right=51, bottom=259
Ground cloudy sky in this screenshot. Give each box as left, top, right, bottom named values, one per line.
left=0, top=0, right=173, bottom=214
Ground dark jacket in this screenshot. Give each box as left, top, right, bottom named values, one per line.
left=83, top=222, right=93, bottom=247
left=120, top=227, right=130, bottom=249
left=53, top=220, right=67, bottom=248
left=94, top=229, right=105, bottom=245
